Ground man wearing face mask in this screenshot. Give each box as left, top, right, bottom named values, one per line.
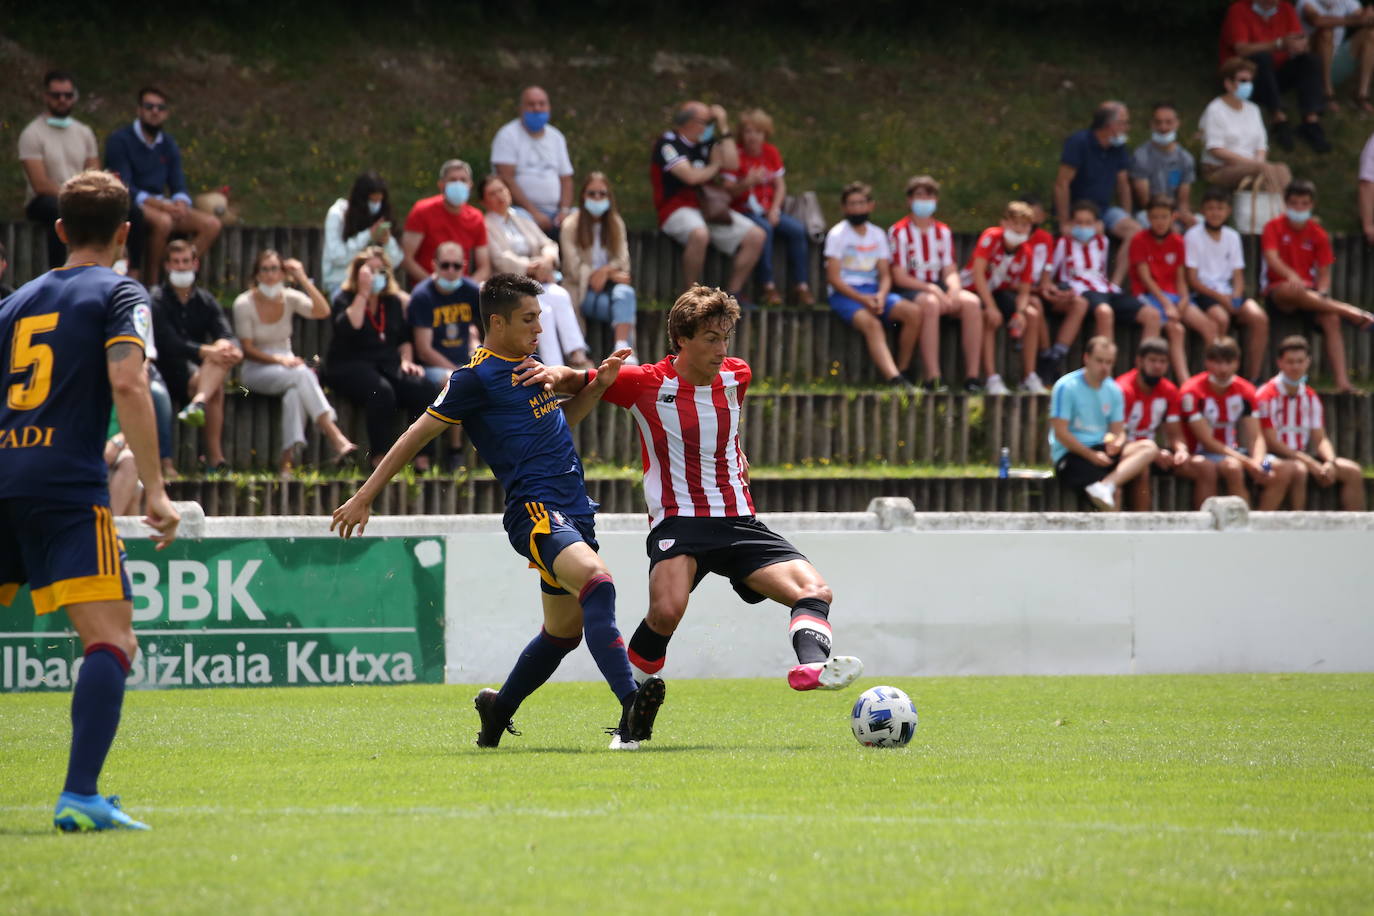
left=408, top=241, right=481, bottom=386
left=401, top=159, right=491, bottom=285
left=1054, top=101, right=1142, bottom=288
left=1260, top=179, right=1374, bottom=394
left=1256, top=336, right=1366, bottom=509
left=491, top=86, right=575, bottom=234
left=1220, top=0, right=1330, bottom=153
left=19, top=71, right=107, bottom=273
left=1129, top=103, right=1197, bottom=229
left=149, top=240, right=242, bottom=472
left=105, top=86, right=221, bottom=285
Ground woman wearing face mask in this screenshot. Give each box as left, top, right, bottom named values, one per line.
left=721, top=109, right=813, bottom=307
left=233, top=250, right=358, bottom=475
left=1200, top=57, right=1293, bottom=191
left=322, top=247, right=439, bottom=469
left=323, top=171, right=404, bottom=298
left=560, top=172, right=639, bottom=360
left=479, top=174, right=593, bottom=370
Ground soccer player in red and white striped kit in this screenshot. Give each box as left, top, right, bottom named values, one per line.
left=523, top=285, right=863, bottom=693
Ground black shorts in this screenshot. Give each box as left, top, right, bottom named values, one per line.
left=155, top=358, right=199, bottom=407
left=1054, top=443, right=1116, bottom=490
left=991, top=288, right=1019, bottom=320
left=1084, top=290, right=1143, bottom=320
left=647, top=515, right=807, bottom=605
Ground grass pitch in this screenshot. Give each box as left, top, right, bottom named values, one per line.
left=2, top=674, right=1371, bottom=914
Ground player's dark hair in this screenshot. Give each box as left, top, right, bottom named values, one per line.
left=1147, top=193, right=1175, bottom=212
left=840, top=181, right=872, bottom=204
left=1201, top=186, right=1231, bottom=206
left=164, top=238, right=198, bottom=264
left=1138, top=336, right=1169, bottom=360
left=1090, top=101, right=1124, bottom=130
left=1284, top=179, right=1317, bottom=202
left=343, top=170, right=390, bottom=240
left=58, top=170, right=129, bottom=249
left=905, top=174, right=939, bottom=196
left=252, top=248, right=282, bottom=280
left=480, top=273, right=543, bottom=330
left=1071, top=199, right=1101, bottom=219
left=138, top=85, right=168, bottom=106
left=1276, top=335, right=1310, bottom=357
left=1205, top=336, right=1241, bottom=363
left=45, top=70, right=75, bottom=88
left=477, top=173, right=508, bottom=203
left=1220, top=56, right=1256, bottom=83
left=667, top=285, right=741, bottom=354
left=1152, top=101, right=1177, bottom=117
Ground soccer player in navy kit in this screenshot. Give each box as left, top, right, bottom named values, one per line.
left=0, top=170, right=179, bottom=831
left=332, top=273, right=664, bottom=750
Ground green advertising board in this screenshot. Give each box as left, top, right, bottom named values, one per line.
left=1, top=537, right=445, bottom=692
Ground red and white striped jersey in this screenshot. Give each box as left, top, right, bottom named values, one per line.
left=600, top=355, right=755, bottom=527
left=1116, top=369, right=1181, bottom=441
left=1179, top=373, right=1257, bottom=452
left=1255, top=377, right=1324, bottom=452
left=888, top=216, right=956, bottom=284
left=1052, top=235, right=1118, bottom=294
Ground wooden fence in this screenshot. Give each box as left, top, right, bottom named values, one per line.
left=167, top=472, right=1374, bottom=518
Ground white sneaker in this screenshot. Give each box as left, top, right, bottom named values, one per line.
left=607, top=731, right=640, bottom=750
left=985, top=374, right=1011, bottom=396
left=1020, top=372, right=1048, bottom=395
left=1084, top=480, right=1118, bottom=511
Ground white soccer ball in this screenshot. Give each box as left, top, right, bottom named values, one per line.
left=850, top=685, right=919, bottom=748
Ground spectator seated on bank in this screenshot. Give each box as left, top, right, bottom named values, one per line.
left=560, top=171, right=639, bottom=357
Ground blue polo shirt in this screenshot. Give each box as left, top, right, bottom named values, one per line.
left=1061, top=129, right=1129, bottom=213
left=1049, top=368, right=1124, bottom=464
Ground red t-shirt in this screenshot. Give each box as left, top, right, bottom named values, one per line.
left=1259, top=215, right=1333, bottom=292
left=960, top=227, right=1034, bottom=292
left=1116, top=369, right=1181, bottom=441
left=402, top=196, right=488, bottom=276
left=1128, top=231, right=1186, bottom=297
left=722, top=142, right=785, bottom=214
left=1219, top=1, right=1303, bottom=69
left=1179, top=372, right=1258, bottom=452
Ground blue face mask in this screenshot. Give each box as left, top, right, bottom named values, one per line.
left=1235, top=80, right=1254, bottom=101
left=910, top=199, right=937, bottom=219
left=367, top=199, right=383, bottom=216
left=584, top=197, right=611, bottom=217
left=46, top=116, right=73, bottom=129
left=444, top=180, right=470, bottom=207
left=1286, top=207, right=1312, bottom=226
left=1281, top=372, right=1308, bottom=390
left=522, top=110, right=550, bottom=133
left=371, top=272, right=387, bottom=294
left=1151, top=130, right=1176, bottom=145
left=1110, top=132, right=1127, bottom=147
left=700, top=123, right=715, bottom=144
left=1071, top=225, right=1097, bottom=243
left=435, top=275, right=462, bottom=293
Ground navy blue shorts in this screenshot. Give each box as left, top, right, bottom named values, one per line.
left=0, top=499, right=132, bottom=616
left=505, top=501, right=599, bottom=596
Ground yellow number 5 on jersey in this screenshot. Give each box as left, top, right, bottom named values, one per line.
left=7, top=313, right=60, bottom=410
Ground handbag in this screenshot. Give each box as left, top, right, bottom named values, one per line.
left=697, top=182, right=735, bottom=225
left=1233, top=174, right=1283, bottom=235
left=782, top=190, right=827, bottom=242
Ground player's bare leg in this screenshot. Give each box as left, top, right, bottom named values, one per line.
left=1257, top=459, right=1294, bottom=510
left=1175, top=455, right=1219, bottom=508
left=1236, top=300, right=1270, bottom=381
left=1218, top=456, right=1250, bottom=506
left=1128, top=467, right=1152, bottom=512
left=628, top=554, right=696, bottom=683
left=55, top=599, right=148, bottom=831
left=1093, top=302, right=1114, bottom=339
left=742, top=559, right=863, bottom=691
left=1333, top=458, right=1367, bottom=511
left=1286, top=459, right=1310, bottom=510
left=889, top=299, right=923, bottom=378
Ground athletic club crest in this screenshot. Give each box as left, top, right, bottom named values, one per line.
left=658, top=538, right=675, bottom=551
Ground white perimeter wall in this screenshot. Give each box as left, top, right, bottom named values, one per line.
left=179, top=503, right=1374, bottom=682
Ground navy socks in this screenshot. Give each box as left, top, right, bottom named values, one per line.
left=64, top=643, right=130, bottom=796
left=578, top=574, right=637, bottom=702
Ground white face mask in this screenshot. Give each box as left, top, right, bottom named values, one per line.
left=1003, top=229, right=1029, bottom=247
left=257, top=281, right=284, bottom=298
left=168, top=269, right=196, bottom=289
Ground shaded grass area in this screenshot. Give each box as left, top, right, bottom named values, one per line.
left=3, top=17, right=1372, bottom=235
left=1, top=674, right=1371, bottom=913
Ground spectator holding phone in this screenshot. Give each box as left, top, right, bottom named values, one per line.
left=323, top=171, right=404, bottom=297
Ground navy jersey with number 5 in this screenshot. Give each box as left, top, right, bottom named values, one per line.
left=426, top=347, right=594, bottom=516
left=0, top=264, right=146, bottom=504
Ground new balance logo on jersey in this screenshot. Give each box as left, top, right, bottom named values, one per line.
left=659, top=393, right=676, bottom=404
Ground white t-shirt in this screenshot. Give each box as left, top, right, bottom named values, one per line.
left=1199, top=96, right=1268, bottom=168
left=1298, top=0, right=1361, bottom=47
left=590, top=223, right=608, bottom=270
left=490, top=119, right=574, bottom=215
left=17, top=115, right=99, bottom=203
left=1184, top=222, right=1246, bottom=295
left=1360, top=132, right=1374, bottom=182
left=824, top=221, right=890, bottom=290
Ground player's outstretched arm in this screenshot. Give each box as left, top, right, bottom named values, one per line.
left=514, top=359, right=591, bottom=397
left=560, top=348, right=631, bottom=427
left=108, top=342, right=179, bottom=549
left=332, top=413, right=446, bottom=538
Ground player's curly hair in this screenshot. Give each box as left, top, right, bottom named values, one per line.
left=667, top=285, right=741, bottom=354
left=58, top=170, right=129, bottom=248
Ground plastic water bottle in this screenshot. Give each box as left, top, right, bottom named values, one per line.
left=1262, top=455, right=1273, bottom=473
left=998, top=447, right=1011, bottom=479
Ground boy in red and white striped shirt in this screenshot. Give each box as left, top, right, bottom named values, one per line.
left=1052, top=199, right=1159, bottom=346
left=1255, top=335, right=1365, bottom=510
left=888, top=175, right=984, bottom=392
left=525, top=286, right=864, bottom=695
